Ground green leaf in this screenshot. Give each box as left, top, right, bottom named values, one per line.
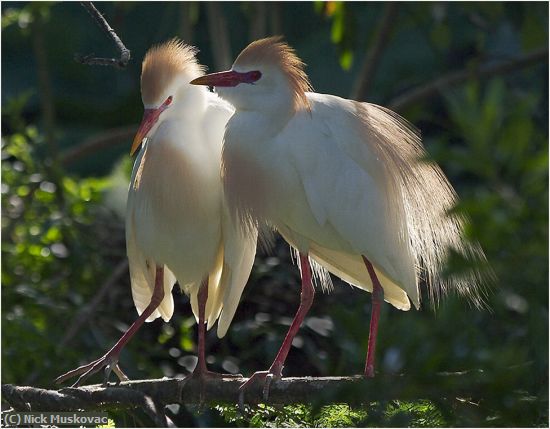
left=339, top=49, right=354, bottom=70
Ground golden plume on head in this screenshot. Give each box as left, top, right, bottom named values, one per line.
left=234, top=36, right=313, bottom=112
left=141, top=38, right=205, bottom=105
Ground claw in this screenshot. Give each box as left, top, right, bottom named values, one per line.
left=238, top=388, right=246, bottom=412
left=187, top=366, right=242, bottom=405
left=263, top=373, right=275, bottom=401
left=112, top=364, right=129, bottom=383
left=55, top=352, right=124, bottom=387
left=56, top=267, right=165, bottom=387
left=239, top=368, right=281, bottom=404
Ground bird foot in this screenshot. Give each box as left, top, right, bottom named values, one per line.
left=188, top=363, right=243, bottom=380
left=238, top=365, right=283, bottom=407
left=55, top=351, right=127, bottom=387
left=186, top=365, right=243, bottom=405
left=365, top=364, right=375, bottom=378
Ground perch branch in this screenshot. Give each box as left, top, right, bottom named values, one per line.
left=2, top=369, right=502, bottom=411
left=388, top=47, right=548, bottom=111
left=350, top=3, right=398, bottom=101
left=76, top=2, right=131, bottom=68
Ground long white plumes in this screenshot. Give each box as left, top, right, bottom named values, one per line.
left=290, top=246, right=333, bottom=293
left=356, top=102, right=490, bottom=308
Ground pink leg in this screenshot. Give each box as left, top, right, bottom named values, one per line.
left=362, top=256, right=384, bottom=378
left=189, top=279, right=241, bottom=380
left=196, top=279, right=209, bottom=374
left=240, top=253, right=315, bottom=397
left=55, top=266, right=165, bottom=387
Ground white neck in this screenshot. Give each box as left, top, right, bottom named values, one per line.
left=167, top=84, right=208, bottom=121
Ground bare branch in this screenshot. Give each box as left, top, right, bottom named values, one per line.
left=57, top=260, right=130, bottom=349
left=61, top=125, right=137, bottom=166
left=2, top=368, right=512, bottom=411
left=388, top=47, right=548, bottom=112
left=350, top=3, right=398, bottom=101
left=76, top=2, right=131, bottom=69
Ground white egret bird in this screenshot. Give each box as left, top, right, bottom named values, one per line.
left=56, top=39, right=257, bottom=387
left=191, top=37, right=488, bottom=391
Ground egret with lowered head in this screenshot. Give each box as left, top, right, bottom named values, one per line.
left=191, top=37, right=489, bottom=392
left=56, top=39, right=257, bottom=387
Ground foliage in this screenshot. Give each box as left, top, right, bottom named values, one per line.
left=1, top=110, right=120, bottom=386
left=1, top=1, right=548, bottom=427
left=213, top=401, right=447, bottom=427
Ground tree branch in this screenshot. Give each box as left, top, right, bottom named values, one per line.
left=76, top=2, right=131, bottom=69
left=2, top=368, right=506, bottom=411
left=350, top=3, right=398, bottom=101
left=57, top=259, right=130, bottom=350
left=61, top=125, right=137, bottom=166
left=388, top=47, right=548, bottom=112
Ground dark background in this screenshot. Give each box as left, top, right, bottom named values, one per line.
left=2, top=2, right=548, bottom=427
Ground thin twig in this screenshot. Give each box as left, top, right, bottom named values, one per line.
left=388, top=47, right=548, bottom=111
left=350, top=3, right=398, bottom=101
left=61, top=125, right=137, bottom=166
left=57, top=259, right=130, bottom=350
left=76, top=2, right=131, bottom=69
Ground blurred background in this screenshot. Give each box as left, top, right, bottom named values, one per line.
left=1, top=2, right=548, bottom=427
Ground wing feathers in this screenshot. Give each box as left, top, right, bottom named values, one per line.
left=355, top=102, right=489, bottom=307
left=216, top=208, right=258, bottom=338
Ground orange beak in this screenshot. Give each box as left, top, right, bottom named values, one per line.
left=130, top=108, right=162, bottom=156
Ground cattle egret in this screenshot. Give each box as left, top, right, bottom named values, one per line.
left=56, top=39, right=257, bottom=387
left=191, top=37, right=488, bottom=392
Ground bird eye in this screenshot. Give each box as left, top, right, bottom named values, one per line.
left=246, top=71, right=262, bottom=84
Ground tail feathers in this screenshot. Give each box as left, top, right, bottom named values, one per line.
left=290, top=246, right=333, bottom=292
left=215, top=264, right=234, bottom=337
left=130, top=263, right=176, bottom=323
left=185, top=275, right=218, bottom=329
left=357, top=103, right=488, bottom=308
left=216, top=228, right=257, bottom=338
left=187, top=245, right=231, bottom=332
left=308, top=243, right=413, bottom=311
left=127, top=210, right=176, bottom=323
left=157, top=268, right=176, bottom=321
left=190, top=291, right=199, bottom=323
left=206, top=249, right=225, bottom=330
